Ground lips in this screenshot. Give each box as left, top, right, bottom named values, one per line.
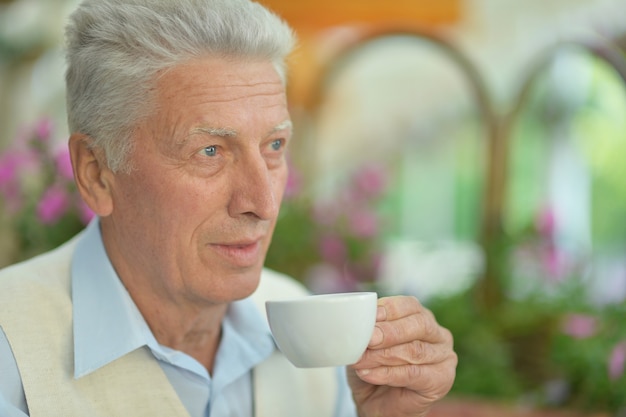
left=210, top=239, right=263, bottom=268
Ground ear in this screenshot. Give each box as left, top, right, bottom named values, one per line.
left=68, top=133, right=114, bottom=217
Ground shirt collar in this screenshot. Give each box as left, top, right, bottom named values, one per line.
left=213, top=298, right=275, bottom=392
left=71, top=218, right=275, bottom=380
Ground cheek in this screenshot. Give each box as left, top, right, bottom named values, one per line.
left=113, top=173, right=186, bottom=219
left=155, top=185, right=214, bottom=220
left=274, top=166, right=289, bottom=200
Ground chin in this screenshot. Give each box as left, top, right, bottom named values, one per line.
left=213, top=268, right=263, bottom=303
left=233, top=279, right=261, bottom=301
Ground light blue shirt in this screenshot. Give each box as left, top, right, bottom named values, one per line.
left=0, top=219, right=356, bottom=416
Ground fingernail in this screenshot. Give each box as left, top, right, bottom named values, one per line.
left=370, top=326, right=383, bottom=346
left=356, top=369, right=370, bottom=377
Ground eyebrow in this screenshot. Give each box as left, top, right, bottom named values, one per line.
left=188, top=119, right=292, bottom=139
left=271, top=120, right=293, bottom=134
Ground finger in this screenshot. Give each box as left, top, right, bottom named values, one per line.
left=353, top=355, right=458, bottom=395
left=369, top=303, right=449, bottom=349
left=354, top=334, right=452, bottom=369
left=376, top=296, right=424, bottom=321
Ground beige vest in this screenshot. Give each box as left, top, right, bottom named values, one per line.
left=0, top=237, right=337, bottom=417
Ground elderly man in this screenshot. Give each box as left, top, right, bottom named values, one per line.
left=0, top=0, right=456, bottom=416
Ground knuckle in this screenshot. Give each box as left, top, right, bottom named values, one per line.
left=443, top=327, right=455, bottom=346
left=381, top=346, right=396, bottom=361
left=406, top=364, right=424, bottom=383
left=407, top=340, right=427, bottom=362
left=381, top=295, right=421, bottom=318
left=382, top=321, right=403, bottom=344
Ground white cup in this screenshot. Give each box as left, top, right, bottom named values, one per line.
left=265, top=292, right=378, bottom=368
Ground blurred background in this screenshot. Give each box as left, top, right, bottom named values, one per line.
left=1, top=0, right=626, bottom=414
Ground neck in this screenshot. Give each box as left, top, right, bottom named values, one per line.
left=129, top=284, right=228, bottom=374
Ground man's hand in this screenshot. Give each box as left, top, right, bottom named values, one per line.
left=348, top=296, right=457, bottom=417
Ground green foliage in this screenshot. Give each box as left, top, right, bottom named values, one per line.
left=429, top=283, right=626, bottom=413
left=428, top=291, right=525, bottom=399
left=550, top=302, right=626, bottom=412
left=266, top=196, right=321, bottom=281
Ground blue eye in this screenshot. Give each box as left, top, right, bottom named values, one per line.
left=271, top=139, right=283, bottom=151
left=202, top=146, right=217, bottom=157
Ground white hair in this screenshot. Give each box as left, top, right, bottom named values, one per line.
left=65, top=0, right=296, bottom=172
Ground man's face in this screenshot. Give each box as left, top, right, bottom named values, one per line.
left=101, top=57, right=291, bottom=305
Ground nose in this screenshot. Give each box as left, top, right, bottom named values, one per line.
left=227, top=153, right=283, bottom=221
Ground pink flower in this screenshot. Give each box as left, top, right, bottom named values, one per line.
left=368, top=251, right=383, bottom=276
left=305, top=263, right=351, bottom=294
left=1, top=147, right=43, bottom=178
left=348, top=209, right=379, bottom=238
left=312, top=200, right=342, bottom=227
left=36, top=185, right=70, bottom=224
left=352, top=164, right=388, bottom=200
left=35, top=118, right=54, bottom=142
left=536, top=207, right=556, bottom=237
left=0, top=152, right=20, bottom=185
left=0, top=182, right=22, bottom=213
left=54, top=148, right=74, bottom=180
left=543, top=244, right=571, bottom=282
left=319, top=234, right=347, bottom=263
left=284, top=165, right=302, bottom=199
left=608, top=341, right=626, bottom=381
left=562, top=314, right=597, bottom=339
